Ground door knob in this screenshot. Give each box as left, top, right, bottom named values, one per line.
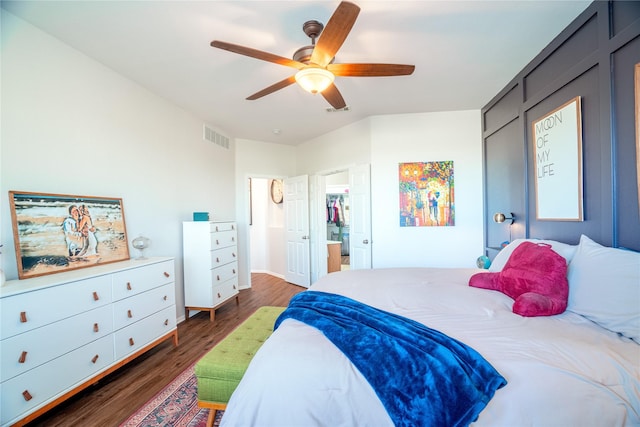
left=363, top=239, right=369, bottom=244
left=302, top=236, right=309, bottom=240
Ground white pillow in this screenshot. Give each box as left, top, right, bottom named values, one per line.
left=567, top=235, right=640, bottom=343
left=488, top=238, right=577, bottom=272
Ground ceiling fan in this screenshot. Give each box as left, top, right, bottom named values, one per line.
left=210, top=1, right=415, bottom=110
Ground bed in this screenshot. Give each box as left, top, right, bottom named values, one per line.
left=220, top=235, right=640, bottom=426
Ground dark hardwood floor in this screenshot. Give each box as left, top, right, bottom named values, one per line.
left=24, top=273, right=304, bottom=427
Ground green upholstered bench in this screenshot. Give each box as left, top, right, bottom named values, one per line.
left=195, top=305, right=286, bottom=426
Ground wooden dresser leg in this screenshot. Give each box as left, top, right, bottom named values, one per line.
left=209, top=309, right=215, bottom=322
left=206, top=409, right=216, bottom=427
left=185, top=307, right=189, bottom=321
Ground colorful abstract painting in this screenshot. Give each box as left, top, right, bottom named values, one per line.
left=399, top=161, right=454, bottom=227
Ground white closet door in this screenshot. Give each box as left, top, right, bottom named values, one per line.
left=284, top=175, right=310, bottom=287
left=349, top=165, right=372, bottom=269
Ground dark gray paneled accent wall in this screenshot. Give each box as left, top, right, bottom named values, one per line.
left=485, top=119, right=526, bottom=249
left=482, top=0, right=640, bottom=254
left=613, top=34, right=640, bottom=249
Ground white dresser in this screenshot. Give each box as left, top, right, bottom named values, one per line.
left=183, top=221, right=239, bottom=321
left=0, top=257, right=177, bottom=427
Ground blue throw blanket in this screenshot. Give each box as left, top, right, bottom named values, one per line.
left=275, top=291, right=507, bottom=427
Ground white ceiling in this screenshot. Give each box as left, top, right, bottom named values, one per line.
left=1, top=0, right=591, bottom=145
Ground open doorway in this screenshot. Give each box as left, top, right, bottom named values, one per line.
left=325, top=171, right=350, bottom=272
left=249, top=177, right=286, bottom=278
left=245, top=167, right=370, bottom=288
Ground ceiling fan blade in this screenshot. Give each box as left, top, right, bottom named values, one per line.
left=212, top=40, right=306, bottom=70
left=246, top=76, right=297, bottom=100
left=321, top=83, right=347, bottom=110
left=328, top=63, right=415, bottom=77
left=310, top=1, right=360, bottom=68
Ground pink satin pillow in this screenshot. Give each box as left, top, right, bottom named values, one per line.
left=470, top=242, right=568, bottom=317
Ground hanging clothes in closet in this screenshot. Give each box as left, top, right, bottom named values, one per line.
left=327, top=195, right=346, bottom=226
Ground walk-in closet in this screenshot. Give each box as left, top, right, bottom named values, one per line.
left=326, top=172, right=349, bottom=272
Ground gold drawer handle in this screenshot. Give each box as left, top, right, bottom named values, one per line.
left=92, top=355, right=99, bottom=364
left=217, top=292, right=221, bottom=298
left=164, top=272, right=170, bottom=278
left=232, top=252, right=236, bottom=258
left=216, top=239, right=220, bottom=245
left=216, top=257, right=220, bottom=263
left=232, top=237, right=235, bottom=242
left=232, top=269, right=236, bottom=274
left=94, top=323, right=99, bottom=333
left=127, top=282, right=132, bottom=291
left=217, top=275, right=220, bottom=281
left=19, top=351, right=28, bottom=364
left=93, top=291, right=100, bottom=301
left=20, top=311, right=27, bottom=323
left=22, top=390, right=33, bottom=402
left=215, top=226, right=219, bottom=232
left=164, top=319, right=169, bottom=326
left=233, top=285, right=237, bottom=290
left=129, top=338, right=135, bottom=346
left=231, top=224, right=235, bottom=230
left=128, top=310, right=133, bottom=318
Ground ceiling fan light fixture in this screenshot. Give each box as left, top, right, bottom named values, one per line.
left=295, top=67, right=335, bottom=94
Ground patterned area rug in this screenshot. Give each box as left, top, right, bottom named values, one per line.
left=119, top=362, right=223, bottom=427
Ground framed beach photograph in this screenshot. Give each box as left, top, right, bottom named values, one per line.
left=9, top=191, right=130, bottom=279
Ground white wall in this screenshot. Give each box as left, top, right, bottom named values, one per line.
left=1, top=12, right=236, bottom=320
left=370, top=111, right=484, bottom=267
left=293, top=111, right=484, bottom=269
left=296, top=119, right=372, bottom=175
left=234, top=139, right=296, bottom=288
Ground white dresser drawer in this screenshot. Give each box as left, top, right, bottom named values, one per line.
left=0, top=276, right=111, bottom=339
left=112, top=259, right=174, bottom=301
left=1, top=304, right=113, bottom=382
left=210, top=246, right=237, bottom=267
left=213, top=279, right=238, bottom=306
left=0, top=335, right=114, bottom=427
left=112, top=283, right=175, bottom=331
left=113, top=306, right=177, bottom=359
left=210, top=222, right=235, bottom=233
left=211, top=261, right=238, bottom=285
left=210, top=229, right=236, bottom=249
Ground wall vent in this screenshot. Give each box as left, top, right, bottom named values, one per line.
left=203, top=124, right=230, bottom=149
left=325, top=106, right=350, bottom=113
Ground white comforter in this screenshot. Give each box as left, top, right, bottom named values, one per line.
left=221, top=268, right=640, bottom=426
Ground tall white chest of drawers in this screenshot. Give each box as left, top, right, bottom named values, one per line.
left=183, top=221, right=239, bottom=321
left=0, top=257, right=178, bottom=427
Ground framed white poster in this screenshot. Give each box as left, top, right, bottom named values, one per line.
left=635, top=63, right=640, bottom=212
left=532, top=96, right=584, bottom=221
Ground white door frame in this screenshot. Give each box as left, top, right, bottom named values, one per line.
left=309, top=174, right=326, bottom=284
left=313, top=164, right=372, bottom=281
